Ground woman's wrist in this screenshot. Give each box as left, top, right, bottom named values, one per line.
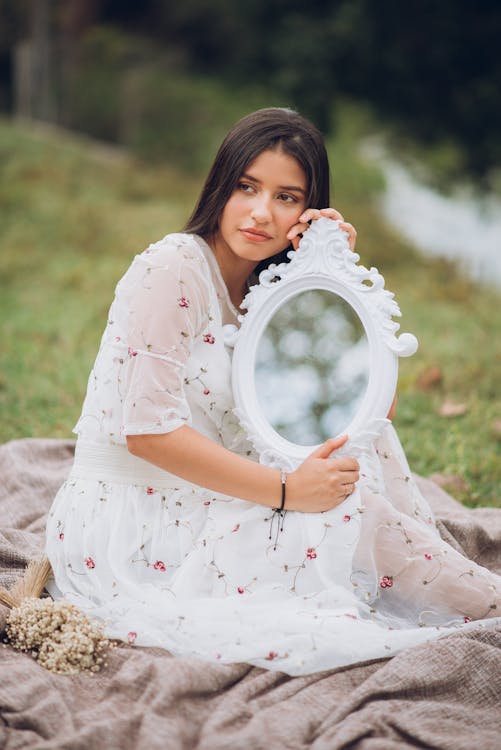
left=273, top=471, right=287, bottom=512
left=128, top=427, right=289, bottom=509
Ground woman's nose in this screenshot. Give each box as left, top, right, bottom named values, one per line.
left=250, top=194, right=272, bottom=223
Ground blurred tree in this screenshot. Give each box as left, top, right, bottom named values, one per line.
left=10, top=0, right=56, bottom=121
left=58, top=0, right=101, bottom=124
left=0, top=0, right=28, bottom=110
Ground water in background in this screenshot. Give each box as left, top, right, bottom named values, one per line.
left=362, top=141, right=501, bottom=289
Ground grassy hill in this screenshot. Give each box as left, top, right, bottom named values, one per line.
left=1, top=115, right=499, bottom=507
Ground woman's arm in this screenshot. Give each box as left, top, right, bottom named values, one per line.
left=127, top=427, right=360, bottom=513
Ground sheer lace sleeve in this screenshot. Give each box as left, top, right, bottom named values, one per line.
left=121, top=237, right=210, bottom=435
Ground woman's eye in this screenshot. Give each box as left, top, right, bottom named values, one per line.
left=238, top=182, right=254, bottom=193
left=278, top=193, right=297, bottom=204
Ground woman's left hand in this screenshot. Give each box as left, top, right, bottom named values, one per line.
left=287, top=208, right=357, bottom=251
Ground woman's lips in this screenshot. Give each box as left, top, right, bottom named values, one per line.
left=239, top=228, right=272, bottom=242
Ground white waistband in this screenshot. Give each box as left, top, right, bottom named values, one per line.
left=70, top=440, right=195, bottom=489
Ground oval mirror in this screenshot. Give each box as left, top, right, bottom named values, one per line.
left=254, top=290, right=369, bottom=446
left=229, top=218, right=418, bottom=472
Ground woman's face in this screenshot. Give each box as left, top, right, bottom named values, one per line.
left=213, top=148, right=307, bottom=266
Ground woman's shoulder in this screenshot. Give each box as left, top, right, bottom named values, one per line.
left=116, top=232, right=211, bottom=301
left=136, top=232, right=208, bottom=271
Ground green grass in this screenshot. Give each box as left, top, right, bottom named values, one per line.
left=1, top=112, right=500, bottom=507
left=0, top=119, right=199, bottom=437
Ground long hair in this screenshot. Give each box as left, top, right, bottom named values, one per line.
left=184, top=107, right=331, bottom=271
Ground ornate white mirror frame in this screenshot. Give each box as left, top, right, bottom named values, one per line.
left=225, top=218, right=418, bottom=472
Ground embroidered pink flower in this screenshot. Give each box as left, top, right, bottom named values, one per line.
left=379, top=575, right=393, bottom=589
left=178, top=296, right=190, bottom=308
left=85, top=557, right=95, bottom=569
left=306, top=547, right=317, bottom=560
left=203, top=388, right=210, bottom=395
left=128, top=346, right=138, bottom=357
left=344, top=613, right=357, bottom=620
left=115, top=336, right=121, bottom=342
left=203, top=333, right=215, bottom=344
left=424, top=553, right=433, bottom=560
left=464, top=616, right=472, bottom=623
left=146, top=487, right=155, bottom=495
left=237, top=586, right=245, bottom=594
left=215, top=653, right=222, bottom=660
left=58, top=532, right=64, bottom=541
left=127, top=631, right=137, bottom=644
left=153, top=560, right=166, bottom=572
left=265, top=651, right=278, bottom=661
left=204, top=500, right=211, bottom=506
left=232, top=524, right=240, bottom=532
left=343, top=514, right=351, bottom=522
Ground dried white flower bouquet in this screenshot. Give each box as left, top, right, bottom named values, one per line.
left=0, top=557, right=112, bottom=674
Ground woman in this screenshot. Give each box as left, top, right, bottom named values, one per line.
left=46, top=108, right=500, bottom=675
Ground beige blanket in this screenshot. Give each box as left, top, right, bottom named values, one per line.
left=0, top=438, right=500, bottom=750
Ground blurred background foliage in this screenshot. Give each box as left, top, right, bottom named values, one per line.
left=1, top=0, right=500, bottom=182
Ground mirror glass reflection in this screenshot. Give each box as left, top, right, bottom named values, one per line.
left=255, top=290, right=369, bottom=446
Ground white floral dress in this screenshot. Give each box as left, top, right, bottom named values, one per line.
left=46, top=233, right=501, bottom=675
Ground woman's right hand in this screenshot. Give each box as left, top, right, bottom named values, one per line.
left=286, top=435, right=360, bottom=513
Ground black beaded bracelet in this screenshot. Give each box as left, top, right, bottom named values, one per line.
left=269, top=471, right=288, bottom=549
left=272, top=470, right=287, bottom=512
left=279, top=470, right=287, bottom=511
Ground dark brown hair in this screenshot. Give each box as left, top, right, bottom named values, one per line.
left=183, top=107, right=331, bottom=269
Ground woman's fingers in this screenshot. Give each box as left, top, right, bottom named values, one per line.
left=287, top=222, right=310, bottom=250
left=299, top=208, right=322, bottom=223
left=340, top=471, right=360, bottom=485
left=291, top=437, right=361, bottom=510
left=330, top=456, right=359, bottom=472
left=319, top=207, right=344, bottom=221
left=339, top=221, right=357, bottom=250
left=341, top=483, right=356, bottom=498
left=287, top=208, right=356, bottom=251
left=287, top=207, right=342, bottom=241
left=333, top=471, right=360, bottom=491
left=310, top=435, right=348, bottom=459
